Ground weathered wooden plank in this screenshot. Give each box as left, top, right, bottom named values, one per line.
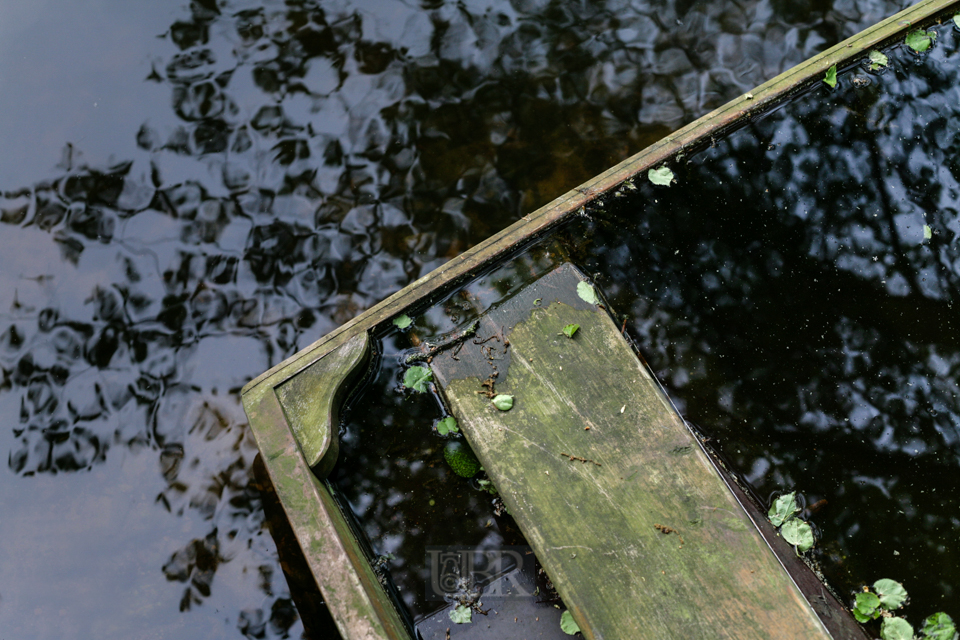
left=274, top=331, right=369, bottom=475
left=245, top=334, right=409, bottom=640
left=431, top=264, right=831, bottom=640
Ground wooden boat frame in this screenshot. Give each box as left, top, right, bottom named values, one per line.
left=241, top=2, right=960, bottom=637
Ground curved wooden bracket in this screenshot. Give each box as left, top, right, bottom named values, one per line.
left=275, top=331, right=370, bottom=478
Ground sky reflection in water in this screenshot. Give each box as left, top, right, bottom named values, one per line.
left=0, top=0, right=924, bottom=637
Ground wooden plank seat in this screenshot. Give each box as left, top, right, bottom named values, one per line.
left=428, top=263, right=832, bottom=639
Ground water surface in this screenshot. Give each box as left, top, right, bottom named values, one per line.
left=0, top=0, right=917, bottom=637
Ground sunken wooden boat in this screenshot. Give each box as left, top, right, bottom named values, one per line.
left=241, top=1, right=960, bottom=637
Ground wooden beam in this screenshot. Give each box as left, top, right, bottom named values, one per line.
left=245, top=334, right=409, bottom=640
left=430, top=264, right=837, bottom=639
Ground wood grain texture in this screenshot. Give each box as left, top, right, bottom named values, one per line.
left=431, top=264, right=829, bottom=640
left=274, top=332, right=370, bottom=475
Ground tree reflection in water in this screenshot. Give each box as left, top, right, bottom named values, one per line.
left=578, top=32, right=960, bottom=613
left=0, top=0, right=916, bottom=637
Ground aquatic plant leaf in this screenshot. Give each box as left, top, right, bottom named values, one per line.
left=437, top=416, right=458, bottom=435
left=868, top=50, right=889, bottom=70
left=560, top=610, right=581, bottom=635
left=393, top=314, right=413, bottom=329
left=854, top=591, right=881, bottom=621
left=781, top=518, right=814, bottom=552
left=924, top=224, right=932, bottom=240
left=492, top=394, right=514, bottom=411
left=881, top=616, right=914, bottom=640
left=852, top=608, right=873, bottom=624
left=576, top=281, right=599, bottom=305
left=955, top=14, right=960, bottom=29
left=562, top=324, right=580, bottom=338
left=906, top=29, right=936, bottom=53
left=824, top=64, right=837, bottom=88
left=767, top=491, right=799, bottom=527
left=921, top=612, right=957, bottom=640
left=449, top=605, right=472, bottom=624
left=874, top=579, right=907, bottom=609
left=477, top=478, right=498, bottom=495
left=403, top=366, right=433, bottom=392
left=648, top=166, right=674, bottom=186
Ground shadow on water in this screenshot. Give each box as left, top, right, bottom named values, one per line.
left=0, top=0, right=920, bottom=637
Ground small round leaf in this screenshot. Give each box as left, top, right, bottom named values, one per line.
left=873, top=579, right=907, bottom=610
left=781, top=518, right=814, bottom=552
left=767, top=491, right=799, bottom=527
left=449, top=605, right=472, bottom=624
left=437, top=416, right=458, bottom=436
left=560, top=610, right=581, bottom=635
left=921, top=612, right=956, bottom=640
left=393, top=314, right=413, bottom=329
left=576, top=281, right=599, bottom=305
left=854, top=591, right=880, bottom=619
left=880, top=616, right=913, bottom=640
left=648, top=166, right=674, bottom=186
left=403, top=366, right=433, bottom=393
left=492, top=394, right=514, bottom=411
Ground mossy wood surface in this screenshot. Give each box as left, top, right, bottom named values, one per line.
left=237, top=5, right=959, bottom=637
left=246, top=334, right=409, bottom=640
left=274, top=330, right=369, bottom=476
left=431, top=264, right=829, bottom=640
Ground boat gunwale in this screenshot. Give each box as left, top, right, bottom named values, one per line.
left=240, top=2, right=960, bottom=638
left=242, top=0, right=960, bottom=401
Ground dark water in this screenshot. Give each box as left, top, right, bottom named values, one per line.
left=0, top=0, right=921, bottom=637
left=336, top=12, right=960, bottom=634
left=584, top=25, right=960, bottom=620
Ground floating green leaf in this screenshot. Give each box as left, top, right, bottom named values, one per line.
left=853, top=591, right=881, bottom=622
left=881, top=616, right=914, bottom=640
left=477, top=478, right=498, bottom=495
left=824, top=64, right=837, bottom=88
left=576, top=281, right=599, bottom=305
left=437, top=416, right=459, bottom=436
left=444, top=441, right=481, bottom=477
left=868, top=50, right=889, bottom=71
left=449, top=605, right=472, bottom=624
left=393, top=314, right=413, bottom=329
left=921, top=612, right=956, bottom=640
left=562, top=324, right=580, bottom=338
left=955, top=14, right=960, bottom=29
left=648, top=166, right=674, bottom=186
left=560, top=610, right=581, bottom=635
left=906, top=29, right=936, bottom=53
left=767, top=492, right=799, bottom=527
left=403, top=366, right=433, bottom=392
left=874, top=579, right=908, bottom=610
left=781, top=518, right=814, bottom=552
left=924, top=224, right=932, bottom=240
left=492, top=394, right=514, bottom=411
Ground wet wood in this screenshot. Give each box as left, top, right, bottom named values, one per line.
left=431, top=264, right=831, bottom=640
left=274, top=331, right=369, bottom=476
left=237, top=4, right=959, bottom=637
left=246, top=334, right=409, bottom=640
